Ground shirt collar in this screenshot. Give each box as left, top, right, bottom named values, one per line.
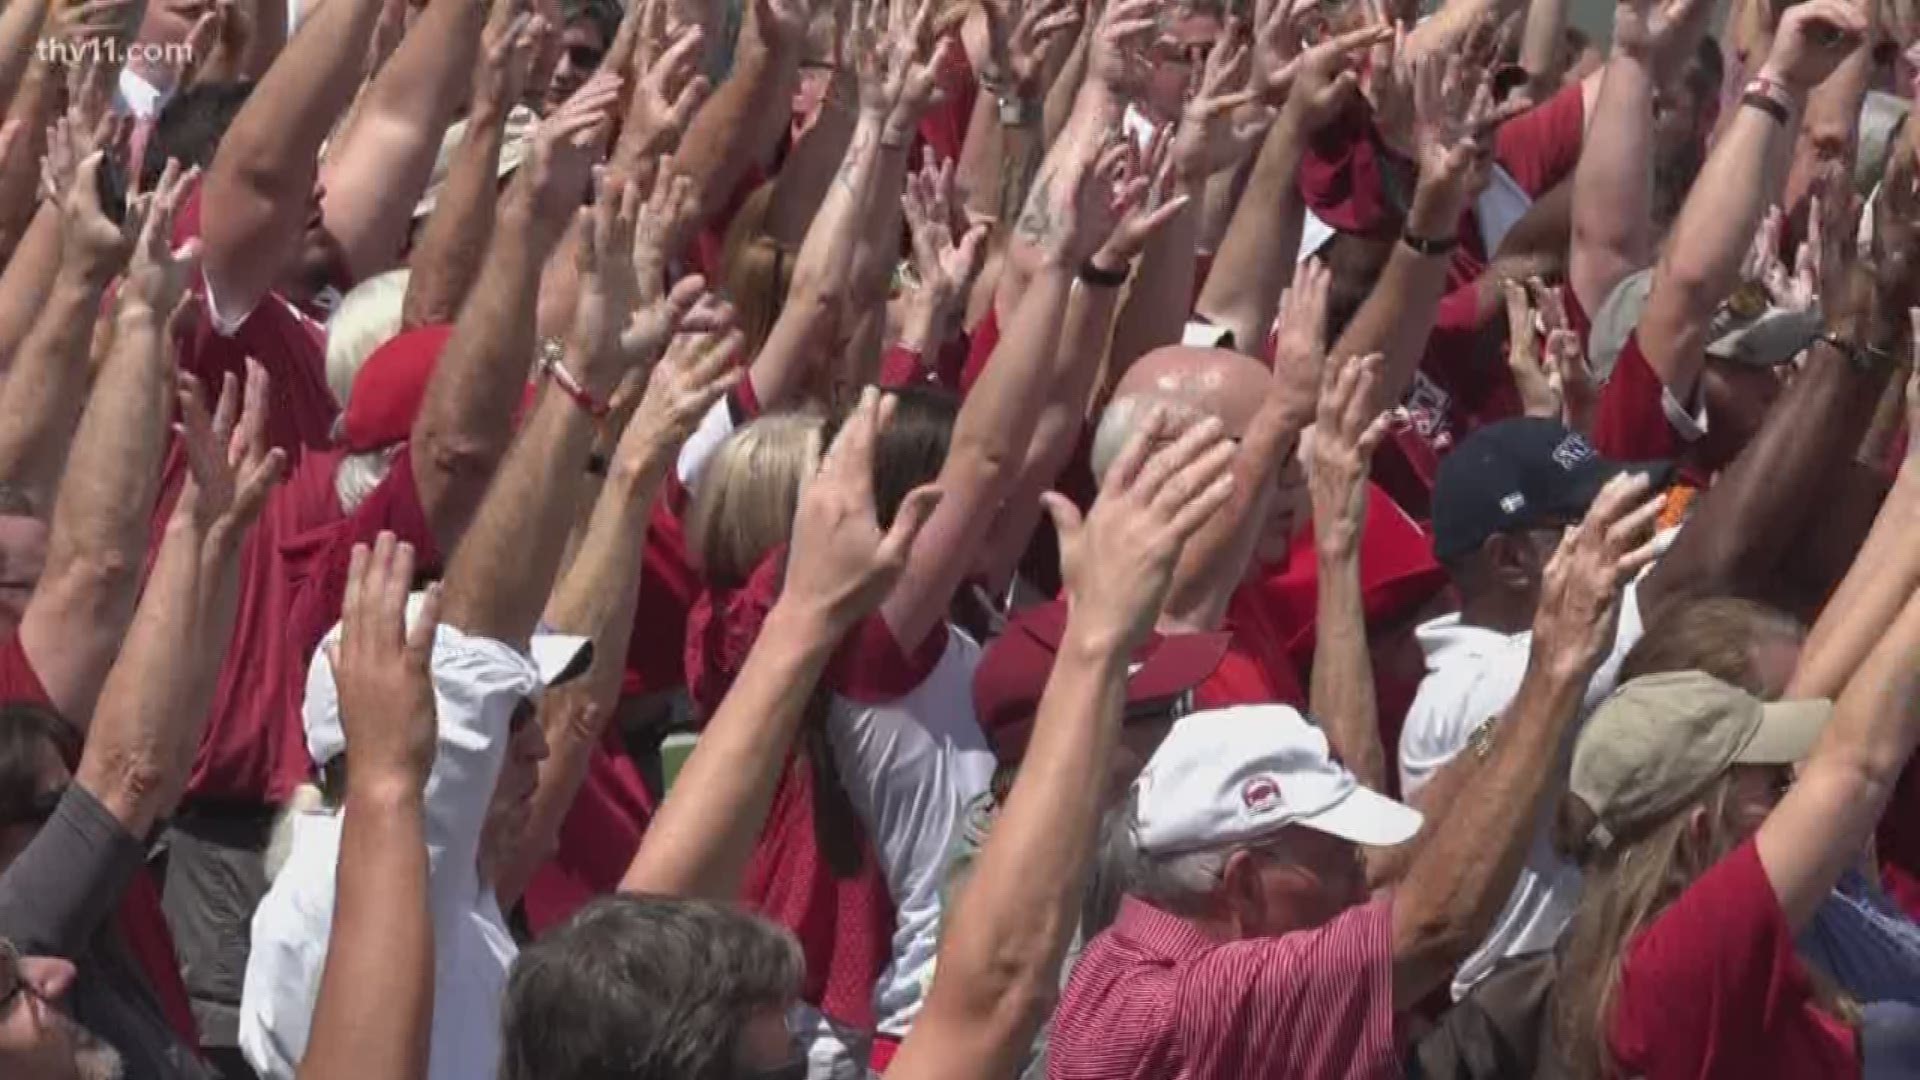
left=1113, top=897, right=1221, bottom=962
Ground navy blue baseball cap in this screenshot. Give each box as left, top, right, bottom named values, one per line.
left=1431, top=419, right=1673, bottom=563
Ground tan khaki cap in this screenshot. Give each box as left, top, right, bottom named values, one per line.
left=1569, top=671, right=1831, bottom=853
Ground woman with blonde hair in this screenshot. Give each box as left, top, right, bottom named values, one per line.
left=1550, top=384, right=1920, bottom=1079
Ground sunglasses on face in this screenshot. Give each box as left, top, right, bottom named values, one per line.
left=567, top=44, right=607, bottom=70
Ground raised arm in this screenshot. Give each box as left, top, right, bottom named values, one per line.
left=0, top=152, right=136, bottom=515
left=889, top=408, right=1237, bottom=1080
left=1758, top=578, right=1920, bottom=929
left=1639, top=155, right=1914, bottom=619
left=495, top=311, right=739, bottom=906
left=1567, top=0, right=1658, bottom=313
left=620, top=387, right=939, bottom=899
left=670, top=0, right=808, bottom=224
left=878, top=124, right=1114, bottom=650
left=1786, top=364, right=1920, bottom=700
left=954, top=0, right=1078, bottom=232
left=197, top=0, right=385, bottom=318
left=315, top=0, right=493, bottom=284
left=1389, top=475, right=1664, bottom=1007
left=1630, top=0, right=1860, bottom=404
left=437, top=170, right=668, bottom=645
left=13, top=165, right=197, bottom=730
left=1304, top=352, right=1394, bottom=794
left=0, top=99, right=108, bottom=376
left=406, top=72, right=623, bottom=554
left=296, top=538, right=439, bottom=1080
left=399, top=0, right=543, bottom=330
left=73, top=359, right=283, bottom=839
left=1196, top=23, right=1387, bottom=354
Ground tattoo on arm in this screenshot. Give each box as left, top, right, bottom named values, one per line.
left=1013, top=165, right=1057, bottom=246
left=998, top=140, right=1043, bottom=231
left=836, top=124, right=876, bottom=193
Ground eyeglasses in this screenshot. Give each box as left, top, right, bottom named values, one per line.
left=567, top=44, right=607, bottom=71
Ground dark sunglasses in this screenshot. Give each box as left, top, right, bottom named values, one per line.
left=568, top=44, right=607, bottom=70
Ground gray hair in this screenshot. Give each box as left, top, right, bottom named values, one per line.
left=333, top=447, right=401, bottom=515
left=1102, top=800, right=1235, bottom=916
left=323, top=269, right=410, bottom=408
left=1089, top=393, right=1211, bottom=485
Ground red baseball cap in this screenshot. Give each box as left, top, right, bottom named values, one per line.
left=974, top=600, right=1229, bottom=763
left=338, top=325, right=456, bottom=452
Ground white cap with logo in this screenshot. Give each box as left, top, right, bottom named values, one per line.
left=1129, top=705, right=1424, bottom=857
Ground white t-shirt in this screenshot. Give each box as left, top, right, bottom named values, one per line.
left=1397, top=582, right=1647, bottom=1000
left=824, top=620, right=996, bottom=1037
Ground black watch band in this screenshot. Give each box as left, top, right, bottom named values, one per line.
left=1078, top=259, right=1130, bottom=288
left=1401, top=231, right=1458, bottom=257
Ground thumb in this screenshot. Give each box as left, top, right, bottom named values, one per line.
left=1040, top=490, right=1084, bottom=544
left=877, top=484, right=943, bottom=566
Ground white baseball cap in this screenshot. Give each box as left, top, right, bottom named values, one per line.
left=304, top=591, right=592, bottom=766
left=1130, top=705, right=1423, bottom=856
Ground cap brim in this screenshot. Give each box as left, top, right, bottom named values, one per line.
left=531, top=634, right=594, bottom=688
left=1296, top=784, right=1424, bottom=848
left=1737, top=698, right=1832, bottom=765
left=1568, top=456, right=1676, bottom=517
left=1127, top=631, right=1230, bottom=706
left=1707, top=307, right=1823, bottom=367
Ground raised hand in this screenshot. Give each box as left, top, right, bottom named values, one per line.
left=1503, top=279, right=1562, bottom=420
left=979, top=0, right=1081, bottom=96
left=902, top=149, right=990, bottom=335
left=1281, top=19, right=1394, bottom=130
left=1545, top=325, right=1595, bottom=432
left=1532, top=472, right=1666, bottom=677
left=1269, top=257, right=1332, bottom=424
left=782, top=386, right=942, bottom=628
left=622, top=327, right=746, bottom=469
left=330, top=534, right=442, bottom=795
left=621, top=274, right=732, bottom=381
left=629, top=162, right=703, bottom=305
left=1171, top=19, right=1268, bottom=184
left=614, top=21, right=711, bottom=169
left=570, top=170, right=644, bottom=363
left=1761, top=0, right=1869, bottom=92
left=1089, top=127, right=1188, bottom=273
left=1087, top=0, right=1157, bottom=98
left=752, top=0, right=812, bottom=55
left=1410, top=47, right=1518, bottom=201
left=119, top=160, right=203, bottom=319
left=1304, top=352, right=1394, bottom=558
left=60, top=151, right=139, bottom=287
left=1043, top=407, right=1238, bottom=652
left=1870, top=139, right=1920, bottom=300
left=173, top=361, right=287, bottom=552
left=1365, top=19, right=1414, bottom=155
left=525, top=70, right=626, bottom=228
left=476, top=0, right=547, bottom=123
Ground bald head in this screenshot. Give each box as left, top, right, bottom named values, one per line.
left=1094, top=347, right=1271, bottom=481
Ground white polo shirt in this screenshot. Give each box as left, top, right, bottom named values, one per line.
left=240, top=616, right=572, bottom=1080
left=824, top=618, right=996, bottom=1038
left=1397, top=581, right=1648, bottom=1000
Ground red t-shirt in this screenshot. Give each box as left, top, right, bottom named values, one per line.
left=165, top=445, right=439, bottom=805
left=1609, top=838, right=1858, bottom=1079
left=0, top=633, right=49, bottom=703
left=1592, top=330, right=1699, bottom=464
left=520, top=732, right=658, bottom=935
left=1192, top=584, right=1307, bottom=709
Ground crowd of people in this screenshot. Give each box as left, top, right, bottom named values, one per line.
left=3, top=0, right=1920, bottom=1074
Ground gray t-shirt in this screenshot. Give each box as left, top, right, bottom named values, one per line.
left=0, top=784, right=213, bottom=1080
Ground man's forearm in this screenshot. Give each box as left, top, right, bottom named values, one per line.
left=410, top=191, right=554, bottom=551
left=319, top=0, right=488, bottom=282
left=1196, top=108, right=1309, bottom=355
left=619, top=601, right=839, bottom=900
left=1333, top=182, right=1462, bottom=417
left=1312, top=544, right=1385, bottom=792
left=1104, top=191, right=1197, bottom=383
left=402, top=96, right=512, bottom=329
left=903, top=634, right=1126, bottom=1074
left=0, top=205, right=63, bottom=375
left=1784, top=41, right=1870, bottom=211
left=19, top=303, right=174, bottom=727
left=0, top=269, right=105, bottom=512
left=674, top=32, right=799, bottom=225
left=1569, top=49, right=1654, bottom=314
left=0, top=0, right=49, bottom=116
left=0, top=61, right=57, bottom=261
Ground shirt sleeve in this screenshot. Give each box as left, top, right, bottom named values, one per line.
left=1493, top=81, right=1587, bottom=199
left=1176, top=897, right=1399, bottom=1077
left=1591, top=331, right=1706, bottom=462
left=0, top=785, right=143, bottom=958
left=1610, top=838, right=1839, bottom=1077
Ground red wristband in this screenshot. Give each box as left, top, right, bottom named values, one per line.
left=540, top=349, right=611, bottom=420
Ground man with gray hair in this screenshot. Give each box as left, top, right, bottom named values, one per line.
left=1047, top=471, right=1666, bottom=1079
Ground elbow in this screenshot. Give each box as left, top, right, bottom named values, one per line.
left=50, top=547, right=140, bottom=613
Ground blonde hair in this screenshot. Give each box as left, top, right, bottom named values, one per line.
left=323, top=269, right=411, bottom=408
left=685, top=413, right=824, bottom=588
left=1552, top=774, right=1856, bottom=1078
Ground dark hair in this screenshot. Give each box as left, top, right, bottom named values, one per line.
left=1685, top=35, right=1724, bottom=103
left=1321, top=233, right=1395, bottom=347
left=561, top=0, right=624, bottom=42
left=1616, top=597, right=1803, bottom=697
left=142, top=81, right=257, bottom=190
left=822, top=385, right=958, bottom=530
left=0, top=703, right=75, bottom=824
left=499, top=895, right=803, bottom=1080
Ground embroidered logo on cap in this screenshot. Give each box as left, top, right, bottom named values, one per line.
left=1552, top=433, right=1597, bottom=470
left=1242, top=775, right=1284, bottom=814
left=1500, top=492, right=1526, bottom=513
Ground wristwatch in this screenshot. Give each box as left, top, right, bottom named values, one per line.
left=997, top=89, right=1035, bottom=128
